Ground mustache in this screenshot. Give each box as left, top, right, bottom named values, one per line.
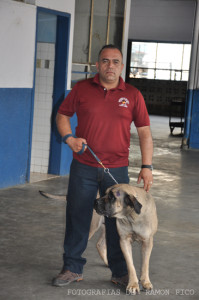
left=106, top=69, right=115, bottom=73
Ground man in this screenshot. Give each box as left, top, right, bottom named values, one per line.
left=52, top=44, right=153, bottom=287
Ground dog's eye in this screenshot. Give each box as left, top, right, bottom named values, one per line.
left=108, top=191, right=113, bottom=199
left=108, top=191, right=116, bottom=203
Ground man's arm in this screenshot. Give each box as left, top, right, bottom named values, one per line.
left=56, top=113, right=87, bottom=153
left=136, top=126, right=153, bottom=192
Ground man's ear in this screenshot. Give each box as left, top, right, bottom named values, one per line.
left=96, top=61, right=99, bottom=71
left=124, top=194, right=142, bottom=214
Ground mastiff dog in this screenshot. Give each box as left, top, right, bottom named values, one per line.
left=94, top=183, right=158, bottom=295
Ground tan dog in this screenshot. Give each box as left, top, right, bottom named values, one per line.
left=39, top=191, right=108, bottom=265
left=94, top=184, right=158, bottom=295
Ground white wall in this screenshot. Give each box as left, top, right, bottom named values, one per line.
left=0, top=0, right=75, bottom=90
left=122, top=0, right=131, bottom=79
left=35, top=0, right=74, bottom=14
left=188, top=0, right=199, bottom=89
left=129, top=0, right=196, bottom=42
left=0, top=0, right=36, bottom=88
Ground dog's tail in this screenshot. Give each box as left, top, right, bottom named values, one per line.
left=39, top=191, right=67, bottom=201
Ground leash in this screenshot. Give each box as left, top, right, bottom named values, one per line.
left=62, top=134, right=118, bottom=185
left=81, top=144, right=119, bottom=185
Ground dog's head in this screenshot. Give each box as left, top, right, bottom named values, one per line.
left=94, top=185, right=142, bottom=218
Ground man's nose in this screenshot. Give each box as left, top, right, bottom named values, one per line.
left=108, top=60, right=114, bottom=68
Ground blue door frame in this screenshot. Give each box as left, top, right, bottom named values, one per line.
left=48, top=12, right=76, bottom=175
left=28, top=7, right=73, bottom=181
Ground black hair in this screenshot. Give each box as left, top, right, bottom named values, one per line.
left=98, top=44, right=123, bottom=60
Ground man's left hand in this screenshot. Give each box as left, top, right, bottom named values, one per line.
left=137, top=168, right=153, bottom=192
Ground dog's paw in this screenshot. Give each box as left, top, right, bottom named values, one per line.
left=141, top=280, right=153, bottom=291
left=126, top=282, right=140, bottom=295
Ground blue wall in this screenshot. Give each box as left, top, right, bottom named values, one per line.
left=189, top=89, right=199, bottom=149
left=184, top=89, right=199, bottom=149
left=0, top=88, right=33, bottom=188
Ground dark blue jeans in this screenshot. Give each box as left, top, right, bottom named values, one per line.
left=63, top=159, right=129, bottom=277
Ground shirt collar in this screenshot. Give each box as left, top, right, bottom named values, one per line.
left=92, top=74, right=126, bottom=91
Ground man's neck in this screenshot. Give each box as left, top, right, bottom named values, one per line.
left=99, top=78, right=120, bottom=90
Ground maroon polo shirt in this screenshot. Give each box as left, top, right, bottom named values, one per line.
left=58, top=74, right=150, bottom=168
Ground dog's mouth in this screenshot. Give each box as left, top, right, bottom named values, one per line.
left=99, top=211, right=117, bottom=218
left=94, top=206, right=105, bottom=216
left=108, top=212, right=117, bottom=217
left=105, top=213, right=113, bottom=218
left=94, top=207, right=115, bottom=218
left=95, top=209, right=111, bottom=218
left=94, top=198, right=117, bottom=218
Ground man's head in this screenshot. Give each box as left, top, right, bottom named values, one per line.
left=96, top=44, right=124, bottom=89
left=98, top=44, right=123, bottom=61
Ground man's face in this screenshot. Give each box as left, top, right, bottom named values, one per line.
left=96, top=48, right=124, bottom=86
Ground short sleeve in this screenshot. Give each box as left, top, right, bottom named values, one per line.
left=58, top=84, right=79, bottom=117
left=133, top=90, right=150, bottom=127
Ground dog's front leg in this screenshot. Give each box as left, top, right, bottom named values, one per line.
left=88, top=212, right=104, bottom=240
left=119, top=237, right=140, bottom=295
left=96, top=224, right=108, bottom=266
left=140, top=236, right=153, bottom=290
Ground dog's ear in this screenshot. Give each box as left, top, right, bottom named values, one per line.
left=124, top=194, right=142, bottom=214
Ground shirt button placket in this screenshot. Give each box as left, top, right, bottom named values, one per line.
left=104, top=87, right=107, bottom=97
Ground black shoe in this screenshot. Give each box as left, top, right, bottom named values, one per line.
left=111, top=274, right=129, bottom=287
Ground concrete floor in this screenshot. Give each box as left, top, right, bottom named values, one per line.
left=0, top=116, right=199, bottom=300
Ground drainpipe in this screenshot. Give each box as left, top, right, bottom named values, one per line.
left=182, top=0, right=199, bottom=148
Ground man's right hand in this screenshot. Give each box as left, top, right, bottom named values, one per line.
left=56, top=113, right=87, bottom=153
left=66, top=136, right=87, bottom=153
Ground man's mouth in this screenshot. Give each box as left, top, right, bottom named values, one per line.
left=106, top=71, right=114, bottom=75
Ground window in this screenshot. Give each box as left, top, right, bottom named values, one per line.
left=72, top=0, right=125, bottom=86
left=129, top=42, right=191, bottom=81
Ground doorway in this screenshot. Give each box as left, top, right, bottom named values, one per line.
left=30, top=9, right=70, bottom=182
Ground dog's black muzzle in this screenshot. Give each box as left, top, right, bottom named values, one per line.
left=94, top=197, right=114, bottom=218
left=94, top=198, right=105, bottom=215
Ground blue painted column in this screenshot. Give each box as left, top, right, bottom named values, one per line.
left=48, top=14, right=76, bottom=175
left=183, top=0, right=199, bottom=149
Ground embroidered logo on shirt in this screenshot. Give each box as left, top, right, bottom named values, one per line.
left=118, top=97, right=129, bottom=108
